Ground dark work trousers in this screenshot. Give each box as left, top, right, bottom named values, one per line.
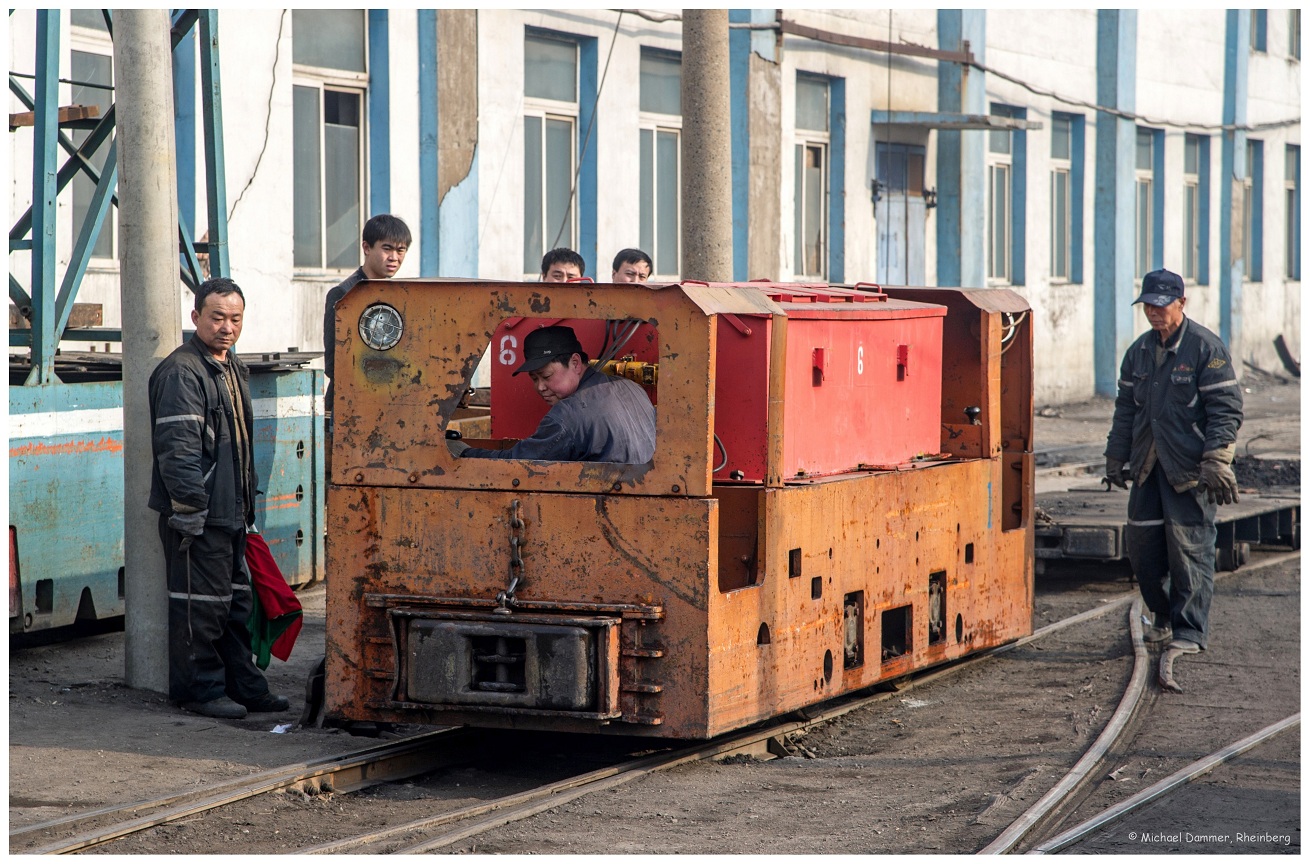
left=1125, top=465, right=1218, bottom=649
left=159, top=517, right=270, bottom=704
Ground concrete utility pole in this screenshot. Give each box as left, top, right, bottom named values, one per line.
left=680, top=9, right=734, bottom=282
left=115, top=8, right=182, bottom=693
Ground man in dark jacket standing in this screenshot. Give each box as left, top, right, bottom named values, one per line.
left=1104, top=269, right=1243, bottom=692
left=149, top=278, right=287, bottom=719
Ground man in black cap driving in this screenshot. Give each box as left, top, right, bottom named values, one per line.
left=452, top=325, right=656, bottom=463
left=1104, top=268, right=1243, bottom=692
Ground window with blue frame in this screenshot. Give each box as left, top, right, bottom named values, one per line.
left=1049, top=113, right=1084, bottom=283
left=639, top=49, right=682, bottom=278
left=1286, top=144, right=1300, bottom=280
left=292, top=9, right=368, bottom=270
left=523, top=32, right=580, bottom=275
left=794, top=74, right=829, bottom=279
left=987, top=103, right=1027, bottom=285
left=1183, top=134, right=1211, bottom=284
left=1133, top=127, right=1164, bottom=278
left=1251, top=9, right=1268, bottom=52
left=1244, top=139, right=1264, bottom=281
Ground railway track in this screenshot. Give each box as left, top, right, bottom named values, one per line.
left=12, top=550, right=1298, bottom=855
left=981, top=549, right=1302, bottom=854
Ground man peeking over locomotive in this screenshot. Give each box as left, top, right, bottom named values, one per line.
left=323, top=213, right=411, bottom=426
left=540, top=247, right=586, bottom=282
left=148, top=278, right=289, bottom=719
left=1104, top=269, right=1243, bottom=693
left=451, top=325, right=656, bottom=463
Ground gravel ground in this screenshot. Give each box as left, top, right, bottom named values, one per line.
left=9, top=378, right=1299, bottom=854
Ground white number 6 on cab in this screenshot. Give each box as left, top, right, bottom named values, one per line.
left=499, top=334, right=518, bottom=366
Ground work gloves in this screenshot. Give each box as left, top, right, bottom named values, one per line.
left=167, top=509, right=208, bottom=536
left=1104, top=456, right=1129, bottom=490
left=1198, top=449, right=1240, bottom=506
left=447, top=438, right=470, bottom=458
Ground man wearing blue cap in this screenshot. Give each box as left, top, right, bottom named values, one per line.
left=1104, top=269, right=1243, bottom=692
left=451, top=325, right=656, bottom=463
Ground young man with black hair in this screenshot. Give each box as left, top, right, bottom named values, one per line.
left=149, top=278, right=287, bottom=719
left=611, top=248, right=652, bottom=283
left=540, top=247, right=586, bottom=282
left=322, top=214, right=412, bottom=420
left=452, top=325, right=655, bottom=463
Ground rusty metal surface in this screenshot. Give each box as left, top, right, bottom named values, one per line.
left=706, top=458, right=1032, bottom=736
left=328, top=281, right=1035, bottom=739
left=325, top=486, right=718, bottom=738
left=332, top=280, right=774, bottom=499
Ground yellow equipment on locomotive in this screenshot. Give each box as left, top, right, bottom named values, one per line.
left=325, top=279, right=1033, bottom=739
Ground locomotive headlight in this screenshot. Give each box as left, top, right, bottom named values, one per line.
left=359, top=303, right=403, bottom=351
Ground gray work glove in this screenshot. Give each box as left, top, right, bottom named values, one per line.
left=167, top=509, right=208, bottom=536
left=447, top=438, right=470, bottom=458
left=1198, top=453, right=1240, bottom=505
left=1104, top=456, right=1129, bottom=490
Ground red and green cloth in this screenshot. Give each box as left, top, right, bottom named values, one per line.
left=244, top=533, right=303, bottom=670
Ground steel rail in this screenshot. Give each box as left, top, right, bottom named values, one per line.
left=1030, top=712, right=1301, bottom=853
left=978, top=548, right=1301, bottom=855
left=301, top=592, right=1173, bottom=855
left=15, top=727, right=468, bottom=855
left=979, top=601, right=1152, bottom=854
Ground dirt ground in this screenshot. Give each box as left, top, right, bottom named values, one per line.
left=8, top=377, right=1300, bottom=853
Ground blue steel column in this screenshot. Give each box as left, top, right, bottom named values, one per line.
left=368, top=10, right=391, bottom=217
left=173, top=28, right=196, bottom=239
left=198, top=11, right=230, bottom=279
left=418, top=10, right=438, bottom=274
left=1093, top=10, right=1137, bottom=396
left=936, top=10, right=985, bottom=288
left=28, top=10, right=60, bottom=385
left=1219, top=10, right=1249, bottom=353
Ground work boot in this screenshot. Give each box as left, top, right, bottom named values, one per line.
left=1166, top=638, right=1201, bottom=654
left=182, top=696, right=248, bottom=719
left=1142, top=614, right=1172, bottom=643
left=237, top=692, right=290, bottom=713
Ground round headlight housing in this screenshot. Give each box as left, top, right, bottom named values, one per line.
left=359, top=303, right=403, bottom=351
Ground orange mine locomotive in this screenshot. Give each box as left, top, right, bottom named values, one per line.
left=325, top=279, right=1034, bottom=739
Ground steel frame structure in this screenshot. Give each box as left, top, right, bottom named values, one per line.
left=8, top=8, right=229, bottom=384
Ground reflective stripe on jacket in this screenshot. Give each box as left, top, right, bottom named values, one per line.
left=1105, top=317, right=1243, bottom=488
left=148, top=336, right=257, bottom=529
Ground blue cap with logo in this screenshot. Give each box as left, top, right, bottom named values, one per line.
left=513, top=325, right=585, bottom=376
left=1132, top=269, right=1185, bottom=307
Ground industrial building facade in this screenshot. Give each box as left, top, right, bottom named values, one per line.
left=8, top=8, right=1302, bottom=403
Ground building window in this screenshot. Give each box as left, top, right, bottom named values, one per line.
left=522, top=33, right=581, bottom=275
left=1244, top=139, right=1265, bottom=281
left=292, top=10, right=367, bottom=270
left=1050, top=116, right=1071, bottom=281
left=794, top=74, right=829, bottom=279
left=639, top=49, right=681, bottom=278
left=987, top=104, right=1028, bottom=285
left=1134, top=127, right=1164, bottom=278
left=69, top=49, right=115, bottom=261
left=1183, top=135, right=1200, bottom=281
left=1251, top=9, right=1268, bottom=52
left=1291, top=10, right=1301, bottom=60
left=1287, top=145, right=1301, bottom=280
